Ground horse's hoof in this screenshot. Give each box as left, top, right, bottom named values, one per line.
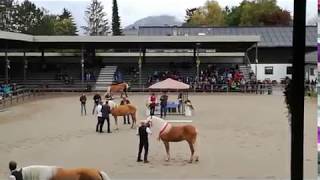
left=188, top=160, right=193, bottom=163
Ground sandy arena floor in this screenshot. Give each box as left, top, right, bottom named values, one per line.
left=0, top=93, right=316, bottom=180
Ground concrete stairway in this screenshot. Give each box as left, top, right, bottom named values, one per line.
left=239, top=65, right=251, bottom=81
left=93, top=66, right=117, bottom=91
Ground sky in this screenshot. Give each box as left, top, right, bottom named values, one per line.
left=29, top=0, right=317, bottom=30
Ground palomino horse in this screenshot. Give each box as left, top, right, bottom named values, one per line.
left=146, top=116, right=199, bottom=163
left=8, top=165, right=110, bottom=180
left=108, top=100, right=137, bottom=129
left=106, top=82, right=129, bottom=98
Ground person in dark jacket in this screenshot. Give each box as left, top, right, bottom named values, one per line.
left=120, top=97, right=131, bottom=124
left=136, top=121, right=152, bottom=163
left=160, top=92, right=168, bottom=118
left=102, top=101, right=112, bottom=133
left=92, top=93, right=101, bottom=115
left=80, top=93, right=87, bottom=116
left=9, top=161, right=22, bottom=180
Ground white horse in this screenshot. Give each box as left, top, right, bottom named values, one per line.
left=146, top=116, right=199, bottom=163
left=8, top=165, right=110, bottom=180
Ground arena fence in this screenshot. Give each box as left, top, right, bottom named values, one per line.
left=0, top=88, right=43, bottom=109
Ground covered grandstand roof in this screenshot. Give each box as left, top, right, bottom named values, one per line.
left=138, top=26, right=316, bottom=48
left=0, top=30, right=259, bottom=52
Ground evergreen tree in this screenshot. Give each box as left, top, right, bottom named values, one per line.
left=0, top=0, right=19, bottom=32
left=59, top=8, right=72, bottom=19
left=58, top=8, right=78, bottom=35
left=16, top=0, right=43, bottom=34
left=112, top=0, right=122, bottom=35
left=81, top=0, right=109, bottom=36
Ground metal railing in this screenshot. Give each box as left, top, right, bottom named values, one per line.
left=0, top=88, right=43, bottom=109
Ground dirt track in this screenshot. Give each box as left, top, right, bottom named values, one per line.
left=0, top=93, right=316, bottom=179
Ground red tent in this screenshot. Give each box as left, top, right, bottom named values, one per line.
left=148, top=78, right=190, bottom=90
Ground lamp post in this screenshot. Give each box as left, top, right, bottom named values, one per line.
left=81, top=47, right=85, bottom=85
left=138, top=49, right=142, bottom=89
left=23, top=51, right=27, bottom=82
left=196, top=46, right=201, bottom=85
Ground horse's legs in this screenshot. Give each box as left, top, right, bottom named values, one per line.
left=188, top=141, right=195, bottom=163
left=163, top=141, right=170, bottom=161
left=124, top=89, right=128, bottom=97
left=130, top=112, right=136, bottom=129
left=194, top=137, right=199, bottom=162
left=114, top=116, right=119, bottom=130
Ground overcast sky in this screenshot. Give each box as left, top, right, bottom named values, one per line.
left=30, top=0, right=317, bottom=29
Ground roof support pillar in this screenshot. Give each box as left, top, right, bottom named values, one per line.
left=23, top=51, right=27, bottom=82
left=81, top=46, right=85, bottom=85
left=5, top=42, right=9, bottom=84
left=138, top=49, right=142, bottom=90
left=255, top=43, right=258, bottom=81
left=291, top=0, right=306, bottom=179
left=196, top=47, right=201, bottom=85
left=193, top=47, right=196, bottom=64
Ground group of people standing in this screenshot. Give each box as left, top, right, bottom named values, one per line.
left=78, top=93, right=155, bottom=163
left=79, top=93, right=132, bottom=133
left=148, top=92, right=168, bottom=118
left=148, top=92, right=185, bottom=118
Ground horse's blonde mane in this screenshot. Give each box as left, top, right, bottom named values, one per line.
left=22, top=165, right=57, bottom=180
left=107, top=100, right=119, bottom=109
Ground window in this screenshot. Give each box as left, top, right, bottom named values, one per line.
left=310, top=68, right=314, bottom=76
left=287, top=66, right=292, bottom=75
left=264, top=66, right=273, bottom=75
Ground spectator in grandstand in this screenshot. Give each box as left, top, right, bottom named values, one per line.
left=160, top=92, right=168, bottom=118
left=92, top=94, right=101, bottom=115
left=148, top=93, right=157, bottom=118
left=120, top=97, right=131, bottom=124
left=80, top=94, right=87, bottom=116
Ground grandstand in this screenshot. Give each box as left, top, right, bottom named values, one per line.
left=0, top=26, right=317, bottom=92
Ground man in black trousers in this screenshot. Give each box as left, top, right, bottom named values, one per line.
left=95, top=101, right=105, bottom=133
left=102, top=100, right=112, bottom=133
left=136, top=121, right=152, bottom=163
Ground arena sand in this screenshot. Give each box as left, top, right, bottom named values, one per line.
left=0, top=93, right=316, bottom=179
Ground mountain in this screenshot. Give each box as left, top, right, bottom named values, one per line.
left=125, top=15, right=182, bottom=29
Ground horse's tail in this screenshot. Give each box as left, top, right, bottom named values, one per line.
left=99, top=170, right=111, bottom=180
left=194, top=127, right=200, bottom=161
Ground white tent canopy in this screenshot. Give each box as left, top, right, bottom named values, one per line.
left=148, top=78, right=190, bottom=90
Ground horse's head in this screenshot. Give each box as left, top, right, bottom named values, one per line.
left=107, top=100, right=117, bottom=109
left=106, top=86, right=111, bottom=93
left=125, top=83, right=129, bottom=89
left=146, top=116, right=165, bottom=128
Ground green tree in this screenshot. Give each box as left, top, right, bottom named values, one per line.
left=224, top=6, right=241, bottom=26
left=59, top=8, right=72, bottom=19
left=54, top=18, right=77, bottom=35
left=185, top=0, right=225, bottom=26
left=226, top=0, right=292, bottom=26
left=81, top=0, right=109, bottom=36
left=0, top=0, right=19, bottom=32
left=16, top=0, right=43, bottom=34
left=30, top=14, right=56, bottom=35
left=57, top=8, right=78, bottom=35
left=112, top=0, right=122, bottom=35
left=183, top=8, right=198, bottom=25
